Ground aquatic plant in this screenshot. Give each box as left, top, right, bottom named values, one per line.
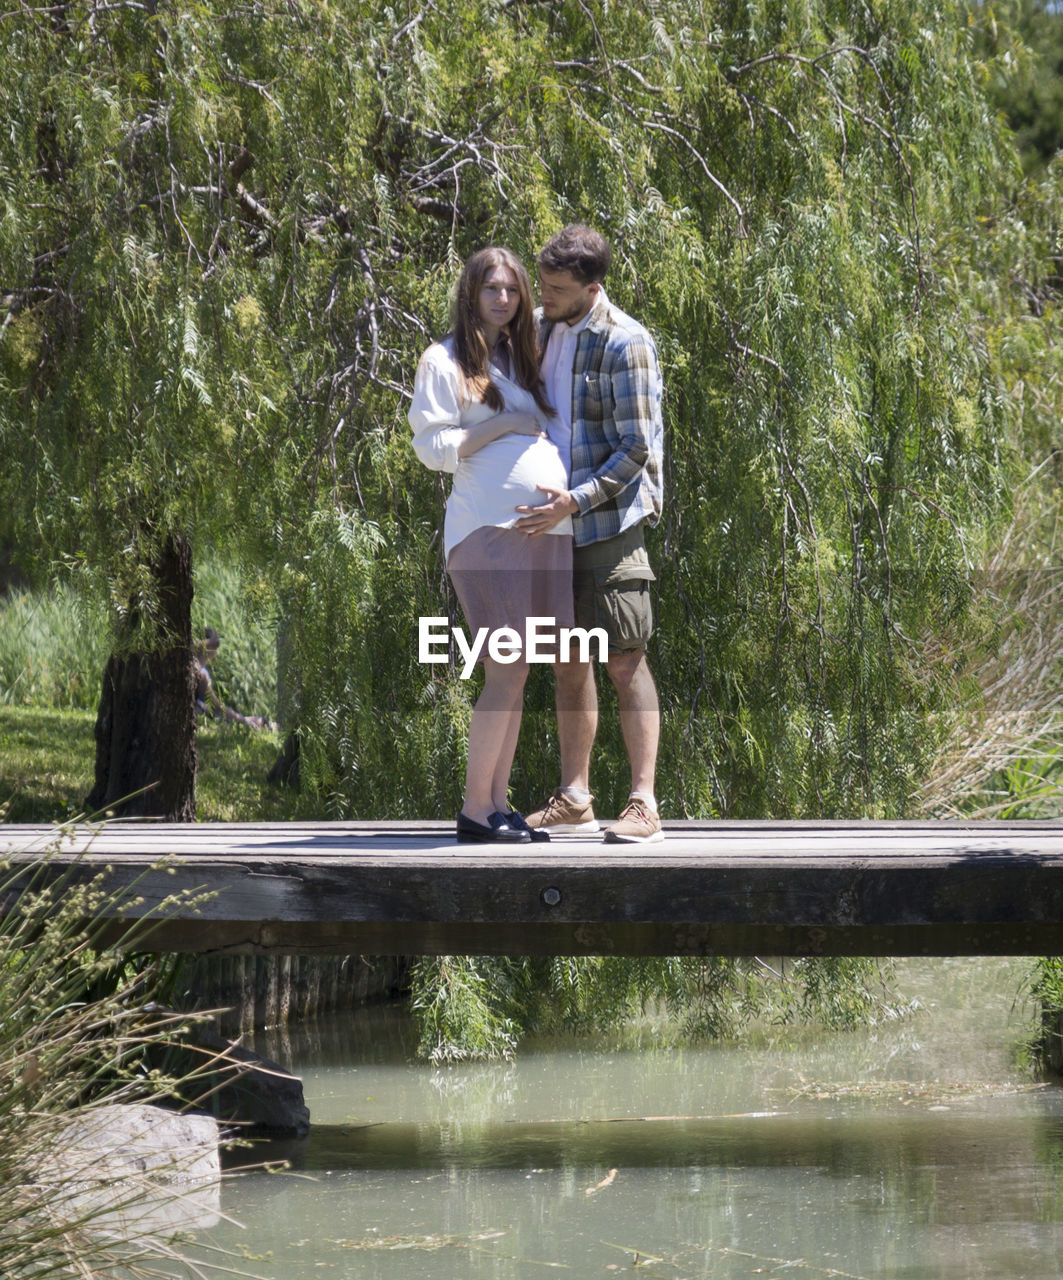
left=1030, top=957, right=1063, bottom=1074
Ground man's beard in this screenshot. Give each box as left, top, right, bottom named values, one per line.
left=545, top=298, right=589, bottom=325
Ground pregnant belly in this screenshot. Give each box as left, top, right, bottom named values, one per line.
left=464, top=436, right=568, bottom=508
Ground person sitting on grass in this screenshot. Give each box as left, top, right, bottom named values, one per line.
left=194, top=627, right=273, bottom=730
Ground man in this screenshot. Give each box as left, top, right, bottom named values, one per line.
left=515, top=224, right=665, bottom=843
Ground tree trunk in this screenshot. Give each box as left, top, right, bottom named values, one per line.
left=268, top=617, right=300, bottom=788
left=86, top=533, right=197, bottom=821
left=267, top=729, right=300, bottom=788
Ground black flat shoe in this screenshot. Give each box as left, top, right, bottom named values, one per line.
left=456, top=810, right=531, bottom=843
left=506, top=810, right=550, bottom=842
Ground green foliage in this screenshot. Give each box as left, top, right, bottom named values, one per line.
left=411, top=956, right=520, bottom=1062
left=2, top=0, right=1061, bottom=1064
left=985, top=747, right=1063, bottom=818
left=191, top=555, right=278, bottom=720
left=0, top=586, right=110, bottom=711
left=274, top=0, right=1056, bottom=819
left=410, top=953, right=908, bottom=1061
left=0, top=552, right=275, bottom=714
left=984, top=0, right=1063, bottom=172
left=1033, top=957, right=1063, bottom=1008
left=1030, top=956, right=1063, bottom=1070
left=276, top=504, right=469, bottom=816
left=1, top=0, right=1056, bottom=820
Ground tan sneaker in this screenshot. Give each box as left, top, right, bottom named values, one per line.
left=603, top=798, right=664, bottom=843
left=524, top=788, right=600, bottom=834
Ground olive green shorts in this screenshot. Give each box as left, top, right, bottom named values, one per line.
left=572, top=523, right=655, bottom=655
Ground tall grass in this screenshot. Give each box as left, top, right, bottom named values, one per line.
left=0, top=555, right=278, bottom=720
left=915, top=498, right=1063, bottom=819
left=0, top=584, right=109, bottom=710
left=190, top=557, right=278, bottom=723
left=0, top=829, right=260, bottom=1277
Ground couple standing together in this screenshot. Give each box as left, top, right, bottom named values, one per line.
left=409, top=224, right=664, bottom=845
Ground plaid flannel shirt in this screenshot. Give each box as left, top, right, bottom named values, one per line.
left=538, top=290, right=664, bottom=548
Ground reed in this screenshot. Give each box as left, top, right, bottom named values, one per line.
left=915, top=498, right=1063, bottom=819
left=0, top=826, right=260, bottom=1278
left=0, top=585, right=109, bottom=711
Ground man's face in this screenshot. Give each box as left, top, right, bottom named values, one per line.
left=539, top=269, right=599, bottom=326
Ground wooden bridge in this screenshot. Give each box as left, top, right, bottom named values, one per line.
left=3, top=819, right=1063, bottom=957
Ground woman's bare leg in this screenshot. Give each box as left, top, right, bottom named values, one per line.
left=461, top=657, right=530, bottom=825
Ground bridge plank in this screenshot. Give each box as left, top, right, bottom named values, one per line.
left=3, top=820, right=1063, bottom=957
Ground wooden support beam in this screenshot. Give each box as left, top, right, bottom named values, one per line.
left=3, top=820, right=1063, bottom=957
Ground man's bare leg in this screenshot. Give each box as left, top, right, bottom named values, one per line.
left=553, top=655, right=597, bottom=791
left=602, top=648, right=659, bottom=798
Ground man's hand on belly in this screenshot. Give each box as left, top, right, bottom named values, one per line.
left=514, top=486, right=579, bottom=535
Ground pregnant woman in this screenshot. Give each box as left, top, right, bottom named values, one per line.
left=410, top=247, right=573, bottom=843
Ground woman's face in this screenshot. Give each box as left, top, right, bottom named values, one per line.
left=477, top=263, right=521, bottom=336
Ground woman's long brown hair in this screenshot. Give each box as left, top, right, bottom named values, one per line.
left=451, top=246, right=554, bottom=416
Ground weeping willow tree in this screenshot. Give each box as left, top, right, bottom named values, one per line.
left=2, top=0, right=1053, bottom=823
left=0, top=3, right=295, bottom=815
left=2, top=2, right=1060, bottom=1050
left=215, top=0, right=1051, bottom=823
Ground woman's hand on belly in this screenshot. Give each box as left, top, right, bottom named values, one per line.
left=497, top=410, right=547, bottom=437
left=456, top=410, right=544, bottom=459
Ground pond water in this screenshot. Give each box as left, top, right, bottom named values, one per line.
left=204, top=958, right=1063, bottom=1279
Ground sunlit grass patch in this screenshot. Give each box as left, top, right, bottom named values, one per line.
left=0, top=705, right=312, bottom=823
left=194, top=720, right=314, bottom=822
left=0, top=706, right=95, bottom=822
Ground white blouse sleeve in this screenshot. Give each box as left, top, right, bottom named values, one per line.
left=408, top=344, right=466, bottom=474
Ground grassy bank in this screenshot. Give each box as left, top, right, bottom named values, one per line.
left=0, top=705, right=312, bottom=823
left=0, top=559, right=303, bottom=823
